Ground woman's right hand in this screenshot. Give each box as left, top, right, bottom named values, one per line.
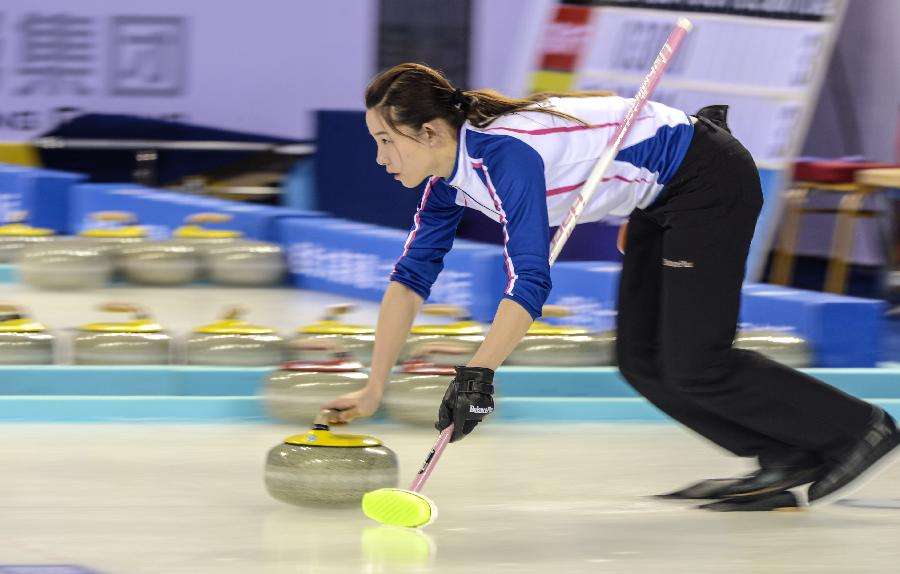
left=320, top=386, right=383, bottom=424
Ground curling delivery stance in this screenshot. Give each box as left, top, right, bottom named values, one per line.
left=323, top=58, right=900, bottom=513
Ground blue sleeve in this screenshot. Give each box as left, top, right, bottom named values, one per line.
left=390, top=177, right=464, bottom=300
left=479, top=138, right=552, bottom=320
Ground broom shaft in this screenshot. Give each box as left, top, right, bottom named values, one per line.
left=548, top=17, right=692, bottom=265
left=409, top=425, right=453, bottom=492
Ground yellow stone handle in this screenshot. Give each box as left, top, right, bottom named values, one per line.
left=99, top=302, right=148, bottom=319
left=407, top=340, right=471, bottom=359
left=324, top=303, right=355, bottom=318
left=5, top=210, right=28, bottom=224
left=422, top=304, right=466, bottom=318
left=222, top=306, right=246, bottom=321
left=541, top=305, right=572, bottom=318
left=0, top=303, right=24, bottom=315
left=287, top=338, right=340, bottom=351
left=316, top=408, right=348, bottom=426
left=185, top=212, right=232, bottom=224
left=90, top=211, right=137, bottom=223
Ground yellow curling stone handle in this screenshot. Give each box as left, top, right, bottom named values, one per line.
left=185, top=212, right=233, bottom=224
left=195, top=306, right=275, bottom=334
left=282, top=409, right=384, bottom=447
left=421, top=304, right=467, bottom=318
left=90, top=211, right=137, bottom=223
left=324, top=303, right=355, bottom=320
left=0, top=302, right=44, bottom=332
left=175, top=212, right=242, bottom=239
left=100, top=302, right=147, bottom=317
left=541, top=304, right=572, bottom=318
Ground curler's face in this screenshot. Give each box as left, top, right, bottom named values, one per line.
left=366, top=108, right=441, bottom=189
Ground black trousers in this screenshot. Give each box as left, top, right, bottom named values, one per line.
left=616, top=115, right=875, bottom=467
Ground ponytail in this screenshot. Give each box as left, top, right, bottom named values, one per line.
left=365, top=63, right=613, bottom=136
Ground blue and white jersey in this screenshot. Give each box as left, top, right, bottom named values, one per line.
left=390, top=96, right=694, bottom=319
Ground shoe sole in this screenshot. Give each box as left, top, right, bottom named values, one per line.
left=655, top=468, right=823, bottom=501
left=653, top=478, right=743, bottom=500
left=807, top=440, right=900, bottom=508
left=699, top=490, right=803, bottom=512
left=718, top=468, right=824, bottom=501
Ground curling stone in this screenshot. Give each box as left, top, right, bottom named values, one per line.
left=400, top=304, right=485, bottom=366
left=0, top=303, right=54, bottom=364
left=170, top=212, right=242, bottom=280
left=72, top=302, right=171, bottom=365
left=78, top=211, right=148, bottom=267
left=173, top=212, right=285, bottom=286
left=264, top=413, right=398, bottom=507
left=119, top=241, right=200, bottom=286
left=0, top=211, right=56, bottom=263
left=287, top=304, right=375, bottom=365
left=18, top=238, right=114, bottom=290
left=383, top=361, right=455, bottom=427
left=205, top=240, right=285, bottom=287
left=263, top=358, right=369, bottom=424
left=504, top=305, right=616, bottom=367
left=184, top=306, right=285, bottom=366
left=734, top=328, right=813, bottom=368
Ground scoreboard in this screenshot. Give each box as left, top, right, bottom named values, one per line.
left=531, top=1, right=844, bottom=167
left=528, top=0, right=847, bottom=279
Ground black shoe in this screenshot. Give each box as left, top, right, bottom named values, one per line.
left=657, top=464, right=824, bottom=501
left=808, top=409, right=900, bottom=506
left=655, top=478, right=745, bottom=500
left=699, top=490, right=802, bottom=512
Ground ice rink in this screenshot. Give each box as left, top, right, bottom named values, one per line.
left=2, top=423, right=899, bottom=573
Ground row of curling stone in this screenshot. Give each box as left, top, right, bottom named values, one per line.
left=397, top=304, right=812, bottom=369
left=262, top=303, right=616, bottom=425
left=11, top=211, right=285, bottom=289
left=399, top=304, right=615, bottom=366
left=308, top=303, right=617, bottom=369
left=0, top=303, right=372, bottom=366
left=264, top=409, right=399, bottom=507
left=263, top=303, right=813, bottom=427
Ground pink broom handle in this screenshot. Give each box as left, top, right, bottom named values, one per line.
left=409, top=425, right=454, bottom=492
left=549, top=17, right=693, bottom=266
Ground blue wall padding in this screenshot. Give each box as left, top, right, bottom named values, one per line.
left=315, top=110, right=424, bottom=230
left=740, top=284, right=886, bottom=368
left=0, top=165, right=87, bottom=232
left=278, top=216, right=507, bottom=321
left=0, top=163, right=885, bottom=368
left=69, top=183, right=321, bottom=241
left=542, top=261, right=622, bottom=331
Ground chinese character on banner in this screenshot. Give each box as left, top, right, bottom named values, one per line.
left=109, top=16, right=187, bottom=96
left=15, top=12, right=97, bottom=96
left=530, top=5, right=595, bottom=94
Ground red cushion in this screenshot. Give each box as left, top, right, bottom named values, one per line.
left=793, top=161, right=897, bottom=183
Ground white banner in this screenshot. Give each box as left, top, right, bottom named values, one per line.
left=0, top=0, right=377, bottom=141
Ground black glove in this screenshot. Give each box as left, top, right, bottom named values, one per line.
left=435, top=366, right=495, bottom=442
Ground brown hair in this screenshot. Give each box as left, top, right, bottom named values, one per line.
left=365, top=63, right=614, bottom=138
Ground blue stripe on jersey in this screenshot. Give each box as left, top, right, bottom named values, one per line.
left=615, top=122, right=694, bottom=185
left=389, top=178, right=465, bottom=301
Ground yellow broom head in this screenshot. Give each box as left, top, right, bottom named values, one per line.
left=362, top=488, right=437, bottom=528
